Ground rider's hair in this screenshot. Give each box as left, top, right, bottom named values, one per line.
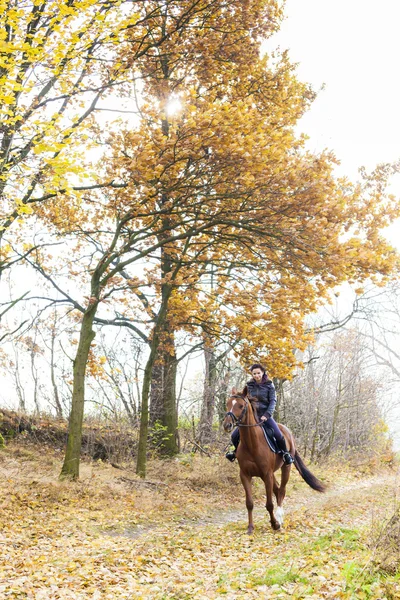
left=250, top=363, right=266, bottom=373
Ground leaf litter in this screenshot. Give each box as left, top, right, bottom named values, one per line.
left=1, top=445, right=399, bottom=599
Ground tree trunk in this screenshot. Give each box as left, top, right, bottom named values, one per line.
left=310, top=400, right=320, bottom=461
left=12, top=343, right=26, bottom=412
left=30, top=334, right=40, bottom=415
left=149, top=331, right=179, bottom=455
left=198, top=346, right=217, bottom=445
left=323, top=373, right=343, bottom=456
left=147, top=194, right=179, bottom=454
left=145, top=57, right=179, bottom=456
left=324, top=401, right=341, bottom=456
left=216, top=369, right=231, bottom=423
left=107, top=369, right=136, bottom=425
left=161, top=345, right=178, bottom=455
left=273, top=377, right=285, bottom=423
left=50, top=318, right=63, bottom=419
left=60, top=304, right=97, bottom=480
left=150, top=361, right=164, bottom=424
left=136, top=285, right=173, bottom=477
left=136, top=345, right=154, bottom=478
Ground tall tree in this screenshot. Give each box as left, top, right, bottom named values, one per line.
left=55, top=0, right=284, bottom=478
left=120, top=1, right=400, bottom=456
left=21, top=0, right=400, bottom=480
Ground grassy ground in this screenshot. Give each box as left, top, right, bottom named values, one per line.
left=1, top=442, right=399, bottom=599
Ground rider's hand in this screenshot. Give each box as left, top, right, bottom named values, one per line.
left=260, top=416, right=267, bottom=422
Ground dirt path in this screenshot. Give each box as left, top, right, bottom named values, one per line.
left=96, top=469, right=400, bottom=599
left=106, top=469, right=400, bottom=540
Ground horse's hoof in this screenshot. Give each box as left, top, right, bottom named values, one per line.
left=272, top=522, right=281, bottom=531
left=247, top=528, right=254, bottom=535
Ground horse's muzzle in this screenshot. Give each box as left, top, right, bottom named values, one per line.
left=222, top=417, right=234, bottom=433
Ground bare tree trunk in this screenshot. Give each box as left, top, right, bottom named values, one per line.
left=273, top=377, right=285, bottom=423
left=30, top=330, right=40, bottom=415
left=216, top=369, right=231, bottom=423
left=13, top=343, right=26, bottom=412
left=134, top=348, right=142, bottom=415
left=136, top=286, right=173, bottom=477
left=198, top=345, right=217, bottom=445
left=91, top=376, right=117, bottom=418
left=324, top=367, right=346, bottom=456
left=307, top=350, right=318, bottom=460
left=149, top=335, right=179, bottom=455
left=60, top=303, right=97, bottom=480
left=105, top=369, right=135, bottom=425
left=162, top=347, right=178, bottom=455
left=324, top=401, right=341, bottom=456
left=310, top=400, right=320, bottom=461
left=118, top=387, right=136, bottom=425
left=136, top=335, right=159, bottom=478
left=50, top=316, right=63, bottom=419
left=150, top=361, right=164, bottom=424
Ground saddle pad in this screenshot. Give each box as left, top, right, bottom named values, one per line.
left=262, top=426, right=280, bottom=454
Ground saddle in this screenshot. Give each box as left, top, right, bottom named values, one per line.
left=262, top=425, right=280, bottom=454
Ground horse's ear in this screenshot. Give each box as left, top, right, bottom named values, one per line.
left=242, top=386, right=248, bottom=397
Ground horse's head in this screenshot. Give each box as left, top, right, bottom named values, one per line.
left=222, top=387, right=249, bottom=433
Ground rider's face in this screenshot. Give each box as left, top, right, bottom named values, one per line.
left=251, top=368, right=264, bottom=383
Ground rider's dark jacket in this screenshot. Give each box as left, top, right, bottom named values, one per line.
left=246, top=374, right=276, bottom=420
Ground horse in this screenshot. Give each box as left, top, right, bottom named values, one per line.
left=222, top=387, right=326, bottom=534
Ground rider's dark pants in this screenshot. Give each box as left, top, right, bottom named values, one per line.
left=231, top=417, right=284, bottom=450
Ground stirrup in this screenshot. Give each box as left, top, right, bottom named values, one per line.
left=225, top=451, right=236, bottom=462
left=282, top=452, right=294, bottom=465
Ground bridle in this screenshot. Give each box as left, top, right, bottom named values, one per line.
left=224, top=394, right=263, bottom=428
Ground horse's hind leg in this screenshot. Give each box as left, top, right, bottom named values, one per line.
left=240, top=471, right=254, bottom=534
left=265, top=472, right=280, bottom=531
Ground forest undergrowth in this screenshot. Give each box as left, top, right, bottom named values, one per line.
left=1, top=441, right=399, bottom=599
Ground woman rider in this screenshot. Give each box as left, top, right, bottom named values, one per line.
left=225, top=363, right=294, bottom=465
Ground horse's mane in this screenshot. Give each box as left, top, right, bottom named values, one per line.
left=241, top=386, right=259, bottom=414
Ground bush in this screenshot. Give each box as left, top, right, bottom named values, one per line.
left=148, top=421, right=173, bottom=456
left=372, top=505, right=400, bottom=574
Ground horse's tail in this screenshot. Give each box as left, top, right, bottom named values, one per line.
left=293, top=451, right=326, bottom=492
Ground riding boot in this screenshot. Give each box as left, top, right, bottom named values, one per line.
left=226, top=429, right=240, bottom=461
left=277, top=437, right=294, bottom=465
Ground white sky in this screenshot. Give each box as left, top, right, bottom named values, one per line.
left=270, top=0, right=400, bottom=448
left=272, top=0, right=400, bottom=184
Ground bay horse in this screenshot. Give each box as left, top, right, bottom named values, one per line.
left=222, top=387, right=326, bottom=534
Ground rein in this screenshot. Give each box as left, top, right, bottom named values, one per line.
left=225, top=395, right=263, bottom=428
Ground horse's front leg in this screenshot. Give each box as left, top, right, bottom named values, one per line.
left=265, top=472, right=280, bottom=530
left=240, top=470, right=254, bottom=534
left=272, top=475, right=284, bottom=526
left=273, top=465, right=290, bottom=527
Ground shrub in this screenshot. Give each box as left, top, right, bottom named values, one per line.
left=372, top=505, right=400, bottom=574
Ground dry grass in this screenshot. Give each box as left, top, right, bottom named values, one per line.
left=372, top=504, right=400, bottom=574
left=0, top=438, right=330, bottom=540
left=0, top=440, right=247, bottom=531
left=147, top=454, right=240, bottom=490
left=1, top=439, right=399, bottom=599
